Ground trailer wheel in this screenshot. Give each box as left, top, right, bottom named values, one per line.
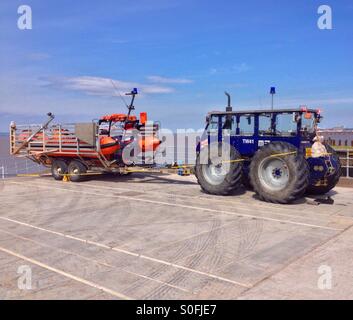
left=250, top=142, right=309, bottom=204
left=306, top=144, right=341, bottom=195
left=68, top=160, right=87, bottom=182
left=51, top=159, right=68, bottom=181
left=195, top=143, right=243, bottom=195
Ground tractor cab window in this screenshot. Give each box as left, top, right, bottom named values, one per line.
left=275, top=113, right=298, bottom=136
left=301, top=112, right=316, bottom=134
left=221, top=115, right=236, bottom=135
left=259, top=114, right=274, bottom=136
left=207, top=115, right=219, bottom=138
left=208, top=116, right=219, bottom=130
left=238, top=115, right=254, bottom=136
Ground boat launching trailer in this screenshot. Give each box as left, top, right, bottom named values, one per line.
left=9, top=89, right=192, bottom=183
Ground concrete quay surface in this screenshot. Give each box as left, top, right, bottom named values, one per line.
left=0, top=173, right=352, bottom=299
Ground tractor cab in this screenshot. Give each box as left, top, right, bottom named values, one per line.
left=203, top=107, right=322, bottom=156
left=195, top=92, right=341, bottom=204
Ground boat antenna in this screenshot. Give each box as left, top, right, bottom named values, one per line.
left=110, top=79, right=129, bottom=108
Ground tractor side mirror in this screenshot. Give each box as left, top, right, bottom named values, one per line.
left=205, top=115, right=210, bottom=123
left=247, top=116, right=251, bottom=125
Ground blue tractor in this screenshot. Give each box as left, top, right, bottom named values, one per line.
left=195, top=93, right=341, bottom=204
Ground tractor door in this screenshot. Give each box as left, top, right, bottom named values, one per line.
left=258, top=112, right=301, bottom=149
left=234, top=114, right=256, bottom=156
left=203, top=114, right=234, bottom=149
left=257, top=113, right=275, bottom=148
left=207, top=115, right=221, bottom=146
left=220, top=114, right=236, bottom=145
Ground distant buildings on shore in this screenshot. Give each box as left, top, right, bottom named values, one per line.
left=318, top=127, right=353, bottom=148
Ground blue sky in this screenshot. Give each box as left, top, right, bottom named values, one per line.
left=0, top=0, right=352, bottom=131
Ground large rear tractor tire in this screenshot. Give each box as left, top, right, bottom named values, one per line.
left=242, top=172, right=253, bottom=190
left=195, top=143, right=243, bottom=195
left=51, top=159, right=68, bottom=181
left=250, top=142, right=309, bottom=204
left=68, top=160, right=87, bottom=182
left=306, top=144, right=342, bottom=195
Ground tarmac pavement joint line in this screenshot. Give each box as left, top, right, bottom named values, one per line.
left=21, top=178, right=353, bottom=226
left=0, top=228, right=194, bottom=295
left=75, top=182, right=353, bottom=224
left=17, top=178, right=337, bottom=221
left=237, top=223, right=353, bottom=298
left=39, top=180, right=346, bottom=224
left=8, top=180, right=344, bottom=232
left=0, top=245, right=132, bottom=300
left=0, top=215, right=253, bottom=289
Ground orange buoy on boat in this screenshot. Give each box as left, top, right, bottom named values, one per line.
left=100, top=136, right=120, bottom=155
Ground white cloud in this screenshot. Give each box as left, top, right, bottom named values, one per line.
left=28, top=53, right=51, bottom=61
left=238, top=97, right=353, bottom=110
left=209, top=62, right=251, bottom=75
left=43, top=76, right=174, bottom=96
left=110, top=39, right=129, bottom=44
left=232, top=62, right=250, bottom=73
left=147, top=75, right=193, bottom=84
left=228, top=83, right=248, bottom=88
left=301, top=97, right=353, bottom=105
left=273, top=97, right=353, bottom=108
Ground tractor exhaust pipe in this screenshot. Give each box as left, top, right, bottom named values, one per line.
left=225, top=91, right=232, bottom=112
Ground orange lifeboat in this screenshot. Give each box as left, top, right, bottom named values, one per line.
left=100, top=136, right=120, bottom=155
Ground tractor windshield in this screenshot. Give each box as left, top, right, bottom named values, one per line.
left=275, top=113, right=298, bottom=136
left=275, top=111, right=318, bottom=138
left=258, top=112, right=298, bottom=137
left=301, top=111, right=317, bottom=134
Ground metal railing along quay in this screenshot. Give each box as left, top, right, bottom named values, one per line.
left=336, top=149, right=353, bottom=179
left=0, top=157, right=44, bottom=178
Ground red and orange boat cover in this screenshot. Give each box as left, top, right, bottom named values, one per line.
left=100, top=114, right=137, bottom=122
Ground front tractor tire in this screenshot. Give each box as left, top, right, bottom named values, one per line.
left=195, top=143, right=243, bottom=195
left=51, top=159, right=68, bottom=181
left=250, top=142, right=309, bottom=204
left=306, top=144, right=342, bottom=195
left=68, top=160, right=87, bottom=182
